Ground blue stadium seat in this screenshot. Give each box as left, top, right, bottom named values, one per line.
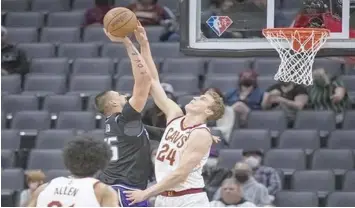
left=45, top=169, right=71, bottom=182
left=69, top=75, right=111, bottom=96
left=27, top=149, right=65, bottom=170
left=23, top=74, right=67, bottom=96
left=101, top=43, right=130, bottom=61
left=1, top=169, right=24, bottom=190
left=3, top=95, right=39, bottom=117
left=36, top=130, right=76, bottom=149
left=115, top=75, right=134, bottom=93
left=58, top=43, right=99, bottom=58
left=253, top=58, right=281, bottom=76
left=275, top=191, right=318, bottom=207
left=150, top=43, right=181, bottom=58
left=43, top=95, right=82, bottom=113
left=216, top=149, right=243, bottom=169
left=207, top=58, right=252, bottom=75
left=5, top=12, right=44, bottom=27
left=264, top=149, right=306, bottom=175
left=204, top=75, right=238, bottom=93
left=2, top=0, right=29, bottom=12
left=1, top=75, right=22, bottom=94
left=1, top=150, right=15, bottom=168
left=12, top=111, right=50, bottom=130
left=56, top=112, right=95, bottom=131
left=343, top=171, right=355, bottom=191
left=1, top=130, right=21, bottom=150
left=161, top=75, right=200, bottom=95
left=17, top=43, right=56, bottom=58
left=72, top=0, right=95, bottom=10
left=161, top=58, right=204, bottom=75
left=229, top=129, right=271, bottom=151
left=144, top=26, right=164, bottom=42
left=30, top=58, right=69, bottom=75
left=40, top=27, right=80, bottom=43
left=326, top=192, right=355, bottom=207
left=291, top=170, right=335, bottom=196
left=328, top=130, right=355, bottom=149
left=278, top=130, right=320, bottom=154
left=31, top=0, right=69, bottom=12
left=343, top=111, right=355, bottom=129
left=247, top=111, right=287, bottom=137
left=294, top=111, right=336, bottom=137
left=72, top=58, right=114, bottom=75
left=6, top=27, right=38, bottom=43
left=311, top=149, right=354, bottom=175
left=83, top=27, right=110, bottom=43
left=47, top=12, right=84, bottom=27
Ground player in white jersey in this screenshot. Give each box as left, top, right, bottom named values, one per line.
left=27, top=136, right=119, bottom=207
left=124, top=24, right=225, bottom=207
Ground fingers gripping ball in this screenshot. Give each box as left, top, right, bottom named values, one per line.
left=103, top=7, right=138, bottom=37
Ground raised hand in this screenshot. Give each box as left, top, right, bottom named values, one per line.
left=103, top=28, right=132, bottom=45
left=134, top=21, right=149, bottom=46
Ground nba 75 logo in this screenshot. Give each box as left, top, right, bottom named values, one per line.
left=206, top=16, right=233, bottom=37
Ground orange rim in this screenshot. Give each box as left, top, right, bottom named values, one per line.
left=263, top=28, right=330, bottom=52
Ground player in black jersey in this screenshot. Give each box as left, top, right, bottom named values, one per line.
left=94, top=30, right=152, bottom=207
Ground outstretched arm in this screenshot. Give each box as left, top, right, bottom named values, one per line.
left=124, top=128, right=213, bottom=204
left=104, top=30, right=152, bottom=113
left=134, top=24, right=183, bottom=121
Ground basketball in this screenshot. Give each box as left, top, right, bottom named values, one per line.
left=103, top=7, right=138, bottom=37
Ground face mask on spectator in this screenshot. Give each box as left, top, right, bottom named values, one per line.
left=245, top=156, right=260, bottom=169
left=234, top=171, right=249, bottom=183
left=239, top=79, right=254, bottom=87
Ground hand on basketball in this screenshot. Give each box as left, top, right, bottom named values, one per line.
left=123, top=189, right=148, bottom=205
left=103, top=28, right=132, bottom=45
left=134, top=21, right=149, bottom=46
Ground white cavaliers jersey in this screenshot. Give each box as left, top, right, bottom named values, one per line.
left=36, top=177, right=100, bottom=207
left=155, top=116, right=211, bottom=191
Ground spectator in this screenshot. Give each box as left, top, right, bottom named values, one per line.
left=309, top=68, right=350, bottom=124
left=126, top=0, right=174, bottom=26
left=242, top=149, right=281, bottom=196
left=225, top=69, right=265, bottom=126
left=142, top=83, right=177, bottom=128
left=263, top=81, right=308, bottom=125
left=19, top=170, right=46, bottom=206
left=1, top=26, right=29, bottom=76
left=203, top=87, right=235, bottom=141
left=84, top=0, right=112, bottom=26
left=210, top=177, right=256, bottom=207
left=213, top=162, right=272, bottom=206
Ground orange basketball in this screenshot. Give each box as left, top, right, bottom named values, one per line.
left=103, top=7, right=138, bottom=37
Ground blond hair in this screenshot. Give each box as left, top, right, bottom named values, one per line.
left=25, top=170, right=46, bottom=183
left=206, top=90, right=225, bottom=121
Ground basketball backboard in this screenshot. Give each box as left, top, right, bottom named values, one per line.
left=180, top=0, right=355, bottom=57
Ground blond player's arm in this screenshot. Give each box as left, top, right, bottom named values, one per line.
left=138, top=32, right=183, bottom=121
left=27, top=183, right=48, bottom=207
left=123, top=39, right=152, bottom=113
left=95, top=182, right=119, bottom=207
left=143, top=129, right=212, bottom=198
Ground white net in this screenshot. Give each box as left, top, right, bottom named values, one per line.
left=263, top=29, right=330, bottom=86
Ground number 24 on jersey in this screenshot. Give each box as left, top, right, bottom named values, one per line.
left=156, top=144, right=177, bottom=166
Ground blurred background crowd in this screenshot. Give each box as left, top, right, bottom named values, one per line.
left=2, top=0, right=355, bottom=207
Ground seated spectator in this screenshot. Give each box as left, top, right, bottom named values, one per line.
left=263, top=81, right=308, bottom=125
left=225, top=69, right=265, bottom=126
left=213, top=163, right=271, bottom=206
left=1, top=26, right=29, bottom=77
left=203, top=87, right=235, bottom=141
left=309, top=68, right=350, bottom=124
left=84, top=0, right=112, bottom=26
left=242, top=149, right=281, bottom=197
left=126, top=0, right=173, bottom=26
left=20, top=170, right=46, bottom=206
left=210, top=177, right=256, bottom=207
left=142, top=83, right=177, bottom=128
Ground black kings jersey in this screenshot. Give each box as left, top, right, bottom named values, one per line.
left=96, top=102, right=152, bottom=189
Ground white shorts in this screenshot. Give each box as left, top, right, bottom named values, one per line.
left=155, top=192, right=210, bottom=207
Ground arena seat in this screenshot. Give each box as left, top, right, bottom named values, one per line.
left=161, top=58, right=204, bottom=76
left=216, top=149, right=243, bottom=169
left=247, top=111, right=287, bottom=137
left=23, top=74, right=67, bottom=95
left=2, top=0, right=29, bottom=12
left=30, top=58, right=70, bottom=75
left=72, top=0, right=95, bottom=10
left=343, top=171, right=355, bottom=191
left=40, top=27, right=80, bottom=43
left=27, top=149, right=65, bottom=170
left=1, top=75, right=22, bottom=94
left=11, top=111, right=51, bottom=130
left=45, top=169, right=71, bottom=182
left=1, top=189, right=16, bottom=207
left=47, top=11, right=84, bottom=27
left=72, top=58, right=114, bottom=75
left=58, top=43, right=99, bottom=58
left=35, top=130, right=76, bottom=149
left=278, top=130, right=320, bottom=154
left=83, top=27, right=110, bottom=43
left=1, top=130, right=21, bottom=150
left=150, top=43, right=181, bottom=58
left=229, top=129, right=271, bottom=151
left=161, top=75, right=200, bottom=95
left=342, top=111, right=355, bottom=129
left=6, top=27, right=38, bottom=43
left=115, top=75, right=134, bottom=93
left=101, top=44, right=129, bottom=61
left=275, top=191, right=318, bottom=207
left=253, top=58, right=282, bottom=76
left=294, top=111, right=336, bottom=136
left=43, top=95, right=82, bottom=113
left=69, top=75, right=112, bottom=95
left=328, top=130, right=355, bottom=149
left=3, top=95, right=39, bottom=117
left=144, top=26, right=164, bottom=42
left=31, top=0, right=68, bottom=12
left=56, top=112, right=96, bottom=131
left=1, top=169, right=24, bottom=190
left=5, top=12, right=44, bottom=27
left=311, top=149, right=354, bottom=175
left=204, top=75, right=238, bottom=93
left=264, top=149, right=306, bottom=175
left=1, top=150, right=15, bottom=168
left=207, top=58, right=252, bottom=75
left=326, top=192, right=355, bottom=207
left=17, top=43, right=56, bottom=58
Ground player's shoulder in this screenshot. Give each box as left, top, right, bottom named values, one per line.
left=188, top=126, right=212, bottom=144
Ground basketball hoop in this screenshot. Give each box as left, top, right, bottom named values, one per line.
left=262, top=28, right=330, bottom=86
